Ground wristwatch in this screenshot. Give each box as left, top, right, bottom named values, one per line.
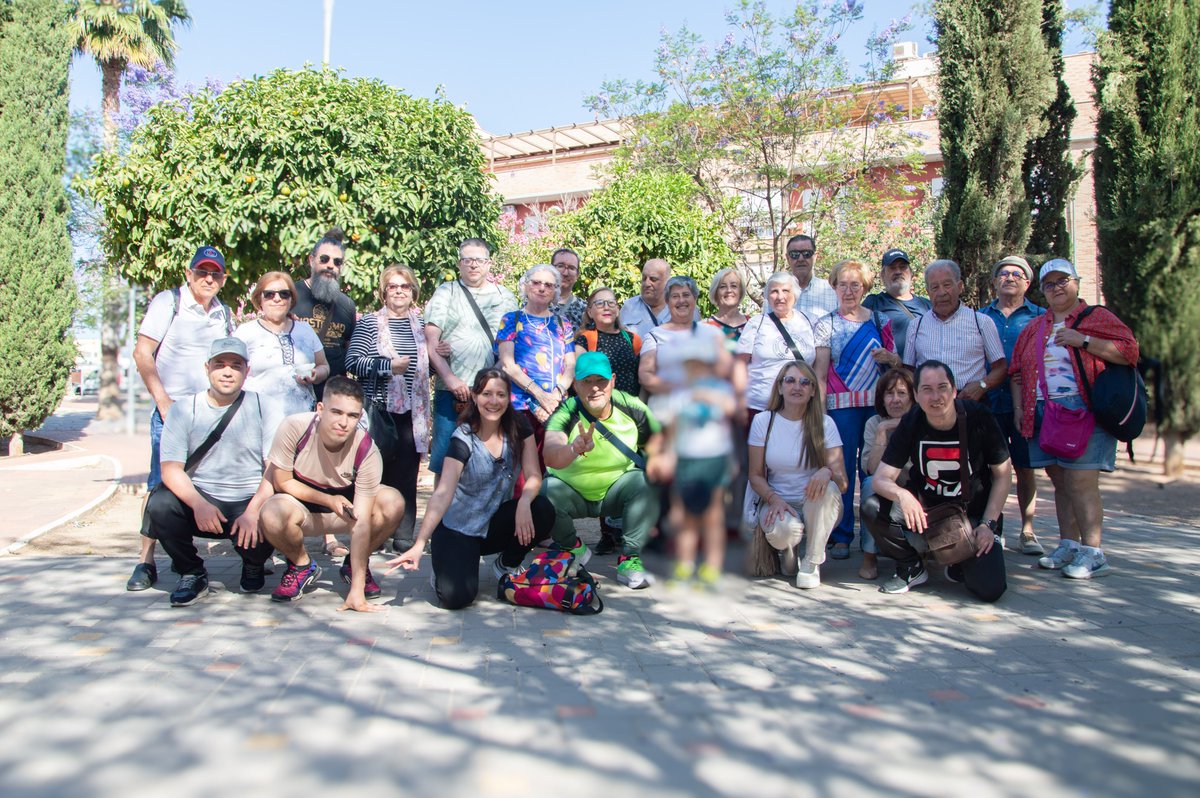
left=983, top=518, right=999, bottom=533
left=978, top=380, right=987, bottom=392
left=1082, top=335, right=1092, bottom=350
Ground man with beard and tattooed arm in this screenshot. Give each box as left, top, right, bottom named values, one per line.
left=293, top=227, right=357, bottom=402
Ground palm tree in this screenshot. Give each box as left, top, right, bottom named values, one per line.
left=69, top=0, right=190, bottom=420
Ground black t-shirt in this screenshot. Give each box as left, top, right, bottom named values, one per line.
left=293, top=280, right=357, bottom=385
left=881, top=400, right=1010, bottom=519
left=574, top=329, right=641, bottom=396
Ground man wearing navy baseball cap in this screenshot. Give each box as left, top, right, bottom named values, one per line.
left=863, top=248, right=932, bottom=357
left=127, top=245, right=236, bottom=593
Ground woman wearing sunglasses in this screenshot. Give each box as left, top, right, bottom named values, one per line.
left=345, top=264, right=431, bottom=554
left=746, top=361, right=847, bottom=589
left=235, top=271, right=329, bottom=436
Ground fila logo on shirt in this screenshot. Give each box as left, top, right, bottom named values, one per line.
left=919, top=441, right=974, bottom=498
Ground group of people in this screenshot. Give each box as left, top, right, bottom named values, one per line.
left=124, top=227, right=1139, bottom=612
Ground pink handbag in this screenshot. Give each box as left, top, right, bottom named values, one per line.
left=1037, top=337, right=1095, bottom=459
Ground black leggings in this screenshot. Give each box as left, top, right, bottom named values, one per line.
left=861, top=494, right=1007, bottom=603
left=147, top=486, right=275, bottom=576
left=382, top=410, right=418, bottom=541
left=430, top=495, right=556, bottom=610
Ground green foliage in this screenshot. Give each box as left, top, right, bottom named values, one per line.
left=68, top=0, right=190, bottom=72
left=587, top=0, right=926, bottom=294
left=933, top=0, right=1056, bottom=304
left=83, top=67, right=502, bottom=308
left=497, top=170, right=736, bottom=314
left=0, top=0, right=77, bottom=438
left=1023, top=0, right=1085, bottom=261
left=1094, top=0, right=1200, bottom=437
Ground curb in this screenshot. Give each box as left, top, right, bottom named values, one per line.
left=0, top=454, right=123, bottom=556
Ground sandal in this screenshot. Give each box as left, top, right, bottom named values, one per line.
left=323, top=539, right=349, bottom=558
left=828, top=542, right=851, bottom=560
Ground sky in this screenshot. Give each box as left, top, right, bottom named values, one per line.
left=66, top=0, right=951, bottom=135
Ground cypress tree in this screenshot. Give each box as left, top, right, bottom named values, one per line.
left=1093, top=0, right=1200, bottom=475
left=1023, top=0, right=1084, bottom=261
left=933, top=0, right=1056, bottom=304
left=0, top=0, right=77, bottom=454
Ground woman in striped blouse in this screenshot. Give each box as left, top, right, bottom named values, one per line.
left=346, top=264, right=431, bottom=552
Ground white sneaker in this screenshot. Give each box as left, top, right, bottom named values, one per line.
left=794, top=559, right=820, bottom=590
left=491, top=555, right=523, bottom=581
left=1038, top=540, right=1079, bottom=570
left=1063, top=548, right=1112, bottom=580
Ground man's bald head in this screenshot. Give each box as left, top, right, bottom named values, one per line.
left=641, top=259, right=671, bottom=307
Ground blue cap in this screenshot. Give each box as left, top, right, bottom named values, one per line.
left=190, top=245, right=226, bottom=272
left=575, top=351, right=613, bottom=381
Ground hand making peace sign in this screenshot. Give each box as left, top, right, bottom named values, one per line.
left=571, top=421, right=596, bottom=458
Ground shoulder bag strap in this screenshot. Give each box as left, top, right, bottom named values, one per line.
left=457, top=279, right=495, bottom=345
left=184, top=390, right=246, bottom=474
left=576, top=401, right=646, bottom=470
left=954, top=399, right=971, bottom=507
left=767, top=311, right=806, bottom=364
left=1068, top=305, right=1098, bottom=404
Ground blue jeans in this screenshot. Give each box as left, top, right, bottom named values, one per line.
left=829, top=405, right=875, bottom=546
left=858, top=476, right=879, bottom=554
left=429, top=389, right=460, bottom=475
left=148, top=408, right=164, bottom=491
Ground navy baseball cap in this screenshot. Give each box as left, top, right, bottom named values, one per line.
left=881, top=249, right=910, bottom=267
left=190, top=246, right=226, bottom=273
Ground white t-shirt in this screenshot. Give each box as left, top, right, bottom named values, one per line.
left=748, top=412, right=842, bottom=502
left=1037, top=321, right=1080, bottom=400
left=138, top=286, right=233, bottom=401
left=234, top=319, right=325, bottom=441
left=642, top=323, right=727, bottom=393
left=735, top=312, right=819, bottom=410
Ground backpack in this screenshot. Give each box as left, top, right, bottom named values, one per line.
left=153, top=286, right=236, bottom=360
left=578, top=327, right=642, bottom=356
left=497, top=550, right=604, bottom=615
left=1070, top=307, right=1147, bottom=447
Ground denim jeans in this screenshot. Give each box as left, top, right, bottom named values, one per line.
left=429, top=389, right=460, bottom=475
left=829, top=405, right=875, bottom=546
left=148, top=407, right=164, bottom=491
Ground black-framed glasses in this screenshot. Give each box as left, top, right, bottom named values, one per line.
left=317, top=254, right=344, bottom=267
left=590, top=299, right=617, bottom=308
left=787, top=249, right=815, bottom=260
left=459, top=257, right=490, bottom=266
left=996, top=270, right=1026, bottom=280
left=1042, top=277, right=1073, bottom=291
left=262, top=289, right=293, bottom=301
left=782, top=376, right=813, bottom=387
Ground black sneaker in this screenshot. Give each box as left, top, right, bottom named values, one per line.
left=880, top=563, right=928, bottom=594
left=126, top=562, right=158, bottom=592
left=170, top=573, right=210, bottom=607
left=240, top=563, right=266, bottom=593
left=340, top=555, right=382, bottom=599
left=944, top=563, right=964, bottom=584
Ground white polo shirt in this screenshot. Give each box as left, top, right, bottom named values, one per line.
left=794, top=278, right=839, bottom=317
left=901, top=302, right=1006, bottom=389
left=138, top=286, right=232, bottom=400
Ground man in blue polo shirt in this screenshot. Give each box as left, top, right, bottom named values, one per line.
left=982, top=255, right=1046, bottom=556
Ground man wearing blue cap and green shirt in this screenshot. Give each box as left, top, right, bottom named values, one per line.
left=541, top=352, right=664, bottom=589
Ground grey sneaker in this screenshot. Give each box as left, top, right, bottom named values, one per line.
left=1038, top=540, right=1078, bottom=570
left=1019, top=533, right=1046, bottom=556
left=617, top=555, right=654, bottom=589
left=1063, top=548, right=1112, bottom=580
left=880, top=563, right=928, bottom=594
left=794, top=559, right=820, bottom=590
left=169, top=573, right=210, bottom=607
left=491, top=555, right=524, bottom=582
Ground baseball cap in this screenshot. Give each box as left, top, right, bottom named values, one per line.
left=575, top=351, right=613, bottom=381
left=208, top=337, right=248, bottom=362
left=1039, top=258, right=1079, bottom=282
left=190, top=245, right=226, bottom=273
left=992, top=255, right=1033, bottom=281
left=881, top=249, right=910, bottom=267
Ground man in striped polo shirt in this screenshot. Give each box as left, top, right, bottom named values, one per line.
left=901, top=259, right=1007, bottom=402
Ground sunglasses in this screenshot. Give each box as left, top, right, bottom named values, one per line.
left=996, top=270, right=1027, bottom=280
left=192, top=268, right=224, bottom=280
left=317, top=254, right=344, bottom=267
left=262, top=289, right=293, bottom=301
left=786, top=249, right=815, bottom=260
left=782, top=376, right=814, bottom=387
left=527, top=279, right=556, bottom=290
left=386, top=282, right=415, bottom=292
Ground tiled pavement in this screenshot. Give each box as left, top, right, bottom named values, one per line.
left=2, top=511, right=1199, bottom=797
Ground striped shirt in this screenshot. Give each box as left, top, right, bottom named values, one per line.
left=794, top=279, right=839, bottom=318
left=901, top=302, right=1006, bottom=389
left=345, top=314, right=423, bottom=404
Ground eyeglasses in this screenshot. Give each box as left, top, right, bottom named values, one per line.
left=553, top=262, right=578, bottom=271
left=192, top=268, right=224, bottom=281
left=782, top=376, right=813, bottom=387
left=527, top=279, right=556, bottom=290
left=262, top=289, right=292, bottom=301
left=590, top=299, right=617, bottom=308
left=996, top=270, right=1027, bottom=280
left=459, top=257, right=490, bottom=266
left=835, top=282, right=863, bottom=293
left=317, top=254, right=344, bottom=267
left=1042, top=277, right=1074, bottom=291
left=787, top=249, right=815, bottom=260
left=386, top=283, right=414, bottom=292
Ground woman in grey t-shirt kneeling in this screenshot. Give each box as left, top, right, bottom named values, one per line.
left=385, top=367, right=555, bottom=609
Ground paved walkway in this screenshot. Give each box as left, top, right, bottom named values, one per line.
left=2, top=508, right=1199, bottom=797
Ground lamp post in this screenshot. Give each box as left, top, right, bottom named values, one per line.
left=323, top=0, right=334, bottom=66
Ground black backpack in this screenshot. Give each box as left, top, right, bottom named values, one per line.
left=1070, top=307, right=1147, bottom=447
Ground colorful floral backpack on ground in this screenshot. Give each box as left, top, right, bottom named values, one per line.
left=498, top=550, right=604, bottom=615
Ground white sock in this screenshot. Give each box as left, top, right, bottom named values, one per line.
left=1082, top=545, right=1103, bottom=557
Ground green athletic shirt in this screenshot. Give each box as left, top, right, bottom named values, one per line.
left=546, top=390, right=660, bottom=501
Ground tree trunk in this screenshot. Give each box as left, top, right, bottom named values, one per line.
left=1163, top=430, right=1187, bottom=479
left=8, top=432, right=24, bottom=457
left=96, top=61, right=124, bottom=421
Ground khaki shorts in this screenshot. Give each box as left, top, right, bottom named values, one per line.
left=273, top=494, right=355, bottom=537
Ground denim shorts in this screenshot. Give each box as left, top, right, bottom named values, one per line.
left=1026, top=395, right=1117, bottom=472
left=995, top=411, right=1034, bottom=470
